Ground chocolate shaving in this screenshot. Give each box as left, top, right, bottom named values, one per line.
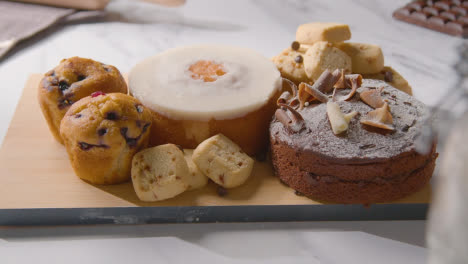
left=360, top=102, right=395, bottom=131
left=298, top=82, right=313, bottom=109
left=289, top=98, right=300, bottom=108
left=275, top=108, right=293, bottom=128
left=340, top=75, right=362, bottom=101
left=335, top=73, right=363, bottom=90
left=360, top=87, right=384, bottom=108
left=277, top=103, right=305, bottom=132
left=282, top=78, right=298, bottom=97
left=277, top=91, right=292, bottom=106
left=299, top=83, right=329, bottom=103
left=334, top=69, right=346, bottom=89
left=279, top=103, right=304, bottom=123
left=314, top=69, right=342, bottom=93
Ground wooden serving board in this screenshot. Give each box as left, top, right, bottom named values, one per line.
left=0, top=75, right=431, bottom=225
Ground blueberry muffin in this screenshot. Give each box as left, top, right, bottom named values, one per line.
left=60, top=92, right=152, bottom=185
left=38, top=57, right=127, bottom=143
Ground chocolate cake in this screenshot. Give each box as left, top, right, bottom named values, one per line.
left=269, top=71, right=437, bottom=204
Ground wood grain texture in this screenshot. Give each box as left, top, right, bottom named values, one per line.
left=0, top=75, right=431, bottom=209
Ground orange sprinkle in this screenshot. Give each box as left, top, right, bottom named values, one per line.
left=189, top=60, right=226, bottom=82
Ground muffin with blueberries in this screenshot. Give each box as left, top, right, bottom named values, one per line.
left=60, top=92, right=152, bottom=185
left=38, top=57, right=127, bottom=143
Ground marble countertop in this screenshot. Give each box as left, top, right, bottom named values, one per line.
left=0, top=0, right=465, bottom=263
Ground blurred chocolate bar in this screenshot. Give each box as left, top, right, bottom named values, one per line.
left=393, top=0, right=468, bottom=38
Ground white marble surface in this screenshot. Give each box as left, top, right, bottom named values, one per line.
left=0, top=0, right=465, bottom=263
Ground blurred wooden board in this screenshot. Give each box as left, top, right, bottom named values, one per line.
left=0, top=75, right=431, bottom=224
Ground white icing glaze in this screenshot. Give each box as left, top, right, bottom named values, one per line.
left=129, top=45, right=282, bottom=121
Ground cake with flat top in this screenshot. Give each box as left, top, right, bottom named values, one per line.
left=129, top=45, right=282, bottom=156
left=269, top=70, right=437, bottom=204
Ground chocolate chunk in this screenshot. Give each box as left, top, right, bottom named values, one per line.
left=75, top=114, right=82, bottom=118
left=291, top=41, right=300, bottom=51
left=105, top=111, right=119, bottom=120
left=77, top=75, right=86, bottom=81
left=98, top=128, right=108, bottom=136
left=384, top=70, right=393, bottom=82
left=294, top=55, right=303, bottom=63
left=58, top=80, right=69, bottom=91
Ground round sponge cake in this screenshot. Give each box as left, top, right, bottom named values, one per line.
left=269, top=79, right=437, bottom=204
left=129, top=45, right=282, bottom=155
